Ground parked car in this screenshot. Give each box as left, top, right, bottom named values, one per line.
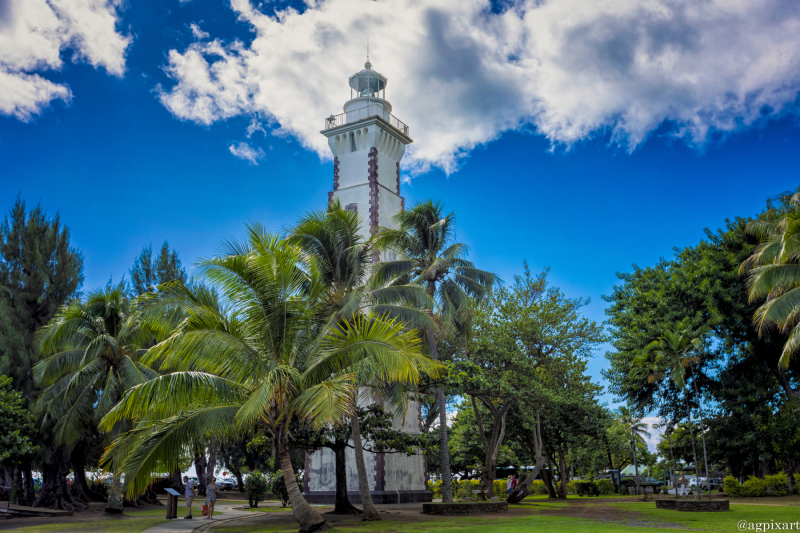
left=688, top=477, right=707, bottom=488
left=701, top=478, right=723, bottom=490
left=217, top=477, right=238, bottom=491
left=641, top=477, right=666, bottom=486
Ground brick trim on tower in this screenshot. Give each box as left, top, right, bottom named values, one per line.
left=368, top=147, right=380, bottom=262
left=368, top=148, right=379, bottom=230
left=373, top=452, right=386, bottom=492
left=333, top=156, right=340, bottom=190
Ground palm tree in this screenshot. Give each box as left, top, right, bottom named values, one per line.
left=741, top=188, right=800, bottom=367
left=288, top=203, right=434, bottom=520
left=99, top=226, right=441, bottom=532
left=656, top=323, right=709, bottom=501
left=33, top=288, right=158, bottom=513
left=615, top=406, right=650, bottom=497
left=374, top=200, right=496, bottom=503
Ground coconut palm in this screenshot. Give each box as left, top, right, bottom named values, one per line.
left=98, top=226, right=441, bottom=532
left=288, top=203, right=434, bottom=520
left=656, top=323, right=709, bottom=501
left=741, top=188, right=800, bottom=366
left=615, top=406, right=650, bottom=497
left=373, top=200, right=496, bottom=503
left=33, top=288, right=158, bottom=513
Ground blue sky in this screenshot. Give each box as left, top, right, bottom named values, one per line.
left=2, top=0, right=800, bottom=413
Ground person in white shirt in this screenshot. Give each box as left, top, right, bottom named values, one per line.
left=506, top=475, right=513, bottom=495
left=183, top=476, right=196, bottom=519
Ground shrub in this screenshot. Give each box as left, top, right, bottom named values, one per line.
left=427, top=480, right=442, bottom=498
left=574, top=480, right=600, bottom=497
left=794, top=473, right=800, bottom=492
left=530, top=479, right=547, bottom=495
left=267, top=470, right=302, bottom=508
left=596, top=479, right=615, bottom=495
left=244, top=471, right=269, bottom=508
left=493, top=479, right=506, bottom=498
left=723, top=475, right=741, bottom=497
left=741, top=476, right=767, bottom=497
left=764, top=473, right=789, bottom=496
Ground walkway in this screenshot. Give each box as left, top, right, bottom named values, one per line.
left=141, top=502, right=260, bottom=533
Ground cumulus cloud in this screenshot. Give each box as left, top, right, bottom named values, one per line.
left=159, top=0, right=800, bottom=173
left=190, top=23, right=209, bottom=40
left=228, top=141, right=265, bottom=164
left=0, top=0, right=131, bottom=120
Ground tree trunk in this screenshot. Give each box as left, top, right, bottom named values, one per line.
left=34, top=448, right=85, bottom=511
left=557, top=450, right=568, bottom=498
left=208, top=441, right=217, bottom=484
left=71, top=446, right=104, bottom=502
left=667, top=424, right=678, bottom=501
left=541, top=463, right=557, bottom=498
left=21, top=458, right=35, bottom=505
left=350, top=411, right=380, bottom=521
left=105, top=468, right=125, bottom=513
left=278, top=437, right=327, bottom=532
left=427, top=328, right=453, bottom=503
left=631, top=429, right=641, bottom=497
left=194, top=449, right=208, bottom=496
left=690, top=371, right=711, bottom=501
left=330, top=441, right=361, bottom=515
left=508, top=408, right=545, bottom=503
left=234, top=471, right=244, bottom=494
left=684, top=394, right=701, bottom=502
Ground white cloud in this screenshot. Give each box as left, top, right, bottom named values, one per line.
left=640, top=416, right=663, bottom=453
left=190, top=23, right=209, bottom=40
left=0, top=0, right=131, bottom=120
left=228, top=141, right=265, bottom=164
left=158, top=0, right=800, bottom=174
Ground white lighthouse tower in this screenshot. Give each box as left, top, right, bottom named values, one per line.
left=302, top=63, right=430, bottom=505
left=321, top=60, right=412, bottom=248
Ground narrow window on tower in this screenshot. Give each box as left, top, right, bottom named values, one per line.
left=350, top=133, right=356, bottom=152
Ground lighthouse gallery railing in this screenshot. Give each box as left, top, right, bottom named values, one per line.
left=324, top=105, right=409, bottom=137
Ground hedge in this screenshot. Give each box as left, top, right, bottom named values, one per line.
left=723, top=473, right=790, bottom=497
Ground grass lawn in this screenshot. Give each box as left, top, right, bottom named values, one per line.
left=211, top=497, right=800, bottom=533
left=9, top=518, right=167, bottom=533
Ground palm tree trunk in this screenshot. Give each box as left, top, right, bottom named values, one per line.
left=350, top=411, right=380, bottom=521
left=105, top=468, right=125, bottom=513
left=667, top=424, right=678, bottom=501
left=427, top=329, right=453, bottom=503
left=278, top=439, right=326, bottom=532
left=684, top=395, right=701, bottom=502
left=631, top=429, right=641, bottom=497
left=690, top=371, right=711, bottom=500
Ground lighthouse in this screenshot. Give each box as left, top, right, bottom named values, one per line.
left=321, top=60, right=412, bottom=253
left=302, top=62, right=430, bottom=505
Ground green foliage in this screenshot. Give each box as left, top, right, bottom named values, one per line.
left=723, top=475, right=742, bottom=497
left=741, top=476, right=767, bottom=497
left=0, top=375, right=37, bottom=465
left=573, top=480, right=600, bottom=497
left=128, top=241, right=187, bottom=296
left=267, top=470, right=302, bottom=508
left=764, top=473, right=789, bottom=496
left=596, top=479, right=615, bottom=494
left=0, top=198, right=84, bottom=398
left=243, top=470, right=269, bottom=508
left=794, top=473, right=800, bottom=490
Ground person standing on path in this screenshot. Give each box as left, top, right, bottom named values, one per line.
left=678, top=474, right=687, bottom=497
left=183, top=476, right=196, bottom=519
left=511, top=474, right=518, bottom=492
left=206, top=476, right=219, bottom=519
left=506, top=475, right=513, bottom=495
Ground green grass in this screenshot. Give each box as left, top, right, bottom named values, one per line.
left=10, top=518, right=167, bottom=533
left=212, top=498, right=800, bottom=533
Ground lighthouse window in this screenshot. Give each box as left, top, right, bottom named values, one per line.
left=351, top=134, right=357, bottom=152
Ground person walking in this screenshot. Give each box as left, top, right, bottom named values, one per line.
left=511, top=474, right=518, bottom=492
left=678, top=474, right=687, bottom=497
left=206, top=476, right=219, bottom=519
left=183, top=476, right=196, bottom=519
left=506, top=475, right=513, bottom=495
